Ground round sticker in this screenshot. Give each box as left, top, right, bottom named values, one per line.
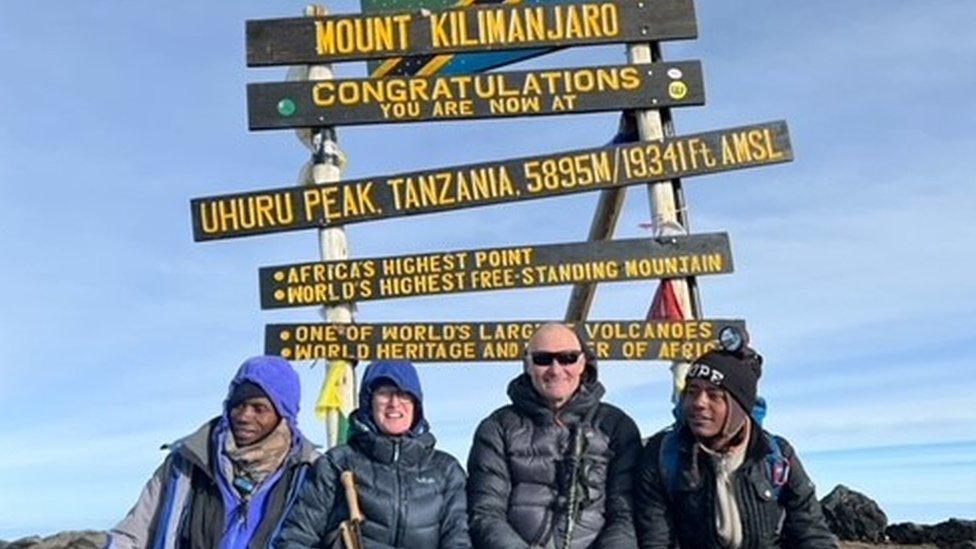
left=667, top=68, right=683, bottom=79
left=668, top=81, right=688, bottom=100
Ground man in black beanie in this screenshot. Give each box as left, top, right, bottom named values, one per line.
left=634, top=339, right=837, bottom=548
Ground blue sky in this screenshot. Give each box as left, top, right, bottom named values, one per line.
left=1, top=0, right=975, bottom=539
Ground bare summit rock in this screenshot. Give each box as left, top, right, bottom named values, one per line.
left=888, top=518, right=976, bottom=548
left=821, top=484, right=888, bottom=542
left=1, top=531, right=107, bottom=549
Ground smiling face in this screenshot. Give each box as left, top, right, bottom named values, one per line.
left=229, top=396, right=280, bottom=446
left=524, top=324, right=586, bottom=410
left=371, top=383, right=416, bottom=436
left=682, top=378, right=729, bottom=439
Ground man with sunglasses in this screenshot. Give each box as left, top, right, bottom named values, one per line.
left=467, top=323, right=641, bottom=549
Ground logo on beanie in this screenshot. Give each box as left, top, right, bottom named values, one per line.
left=687, top=363, right=725, bottom=385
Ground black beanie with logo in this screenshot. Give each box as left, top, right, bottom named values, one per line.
left=685, top=348, right=763, bottom=412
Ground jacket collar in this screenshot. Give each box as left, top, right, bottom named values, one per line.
left=507, top=373, right=605, bottom=425
left=673, top=421, right=771, bottom=490
left=165, top=417, right=318, bottom=481
left=348, top=414, right=436, bottom=465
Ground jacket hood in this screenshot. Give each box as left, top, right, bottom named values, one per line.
left=223, top=356, right=300, bottom=423
left=353, top=360, right=429, bottom=436
left=221, top=356, right=302, bottom=437
left=348, top=412, right=437, bottom=464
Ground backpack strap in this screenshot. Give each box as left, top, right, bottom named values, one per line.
left=763, top=434, right=791, bottom=501
left=656, top=427, right=681, bottom=500
left=659, top=429, right=792, bottom=502
left=265, top=462, right=311, bottom=548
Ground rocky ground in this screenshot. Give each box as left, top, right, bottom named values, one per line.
left=1, top=485, right=972, bottom=548
left=840, top=541, right=939, bottom=549
left=821, top=485, right=975, bottom=548
left=0, top=531, right=106, bottom=549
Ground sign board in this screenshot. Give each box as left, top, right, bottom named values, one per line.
left=370, top=42, right=552, bottom=78
left=247, top=61, right=703, bottom=130
left=192, top=121, right=791, bottom=241
left=266, top=318, right=745, bottom=362
left=258, top=233, right=732, bottom=309
left=246, top=0, right=697, bottom=66
left=360, top=0, right=627, bottom=77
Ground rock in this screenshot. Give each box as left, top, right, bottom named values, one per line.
left=887, top=518, right=976, bottom=547
left=821, top=484, right=888, bottom=542
left=4, top=537, right=41, bottom=549
left=888, top=522, right=927, bottom=544
left=837, top=541, right=939, bottom=549
left=5, top=537, right=41, bottom=549
left=0, top=531, right=106, bottom=549
left=931, top=518, right=976, bottom=546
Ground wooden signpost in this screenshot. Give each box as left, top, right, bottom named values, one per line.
left=246, top=0, right=697, bottom=66
left=182, top=0, right=799, bottom=447
left=266, top=319, right=745, bottom=362
left=184, top=0, right=798, bottom=437
left=192, top=121, right=791, bottom=241
left=247, top=61, right=704, bottom=130
left=258, top=233, right=732, bottom=309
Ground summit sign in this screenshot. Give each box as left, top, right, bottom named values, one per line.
left=246, top=0, right=697, bottom=65
left=247, top=61, right=703, bottom=129
left=191, top=122, right=792, bottom=241
left=258, top=234, right=733, bottom=309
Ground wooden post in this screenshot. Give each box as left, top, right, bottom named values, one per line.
left=628, top=41, right=700, bottom=402
left=566, top=39, right=701, bottom=402
left=298, top=4, right=357, bottom=448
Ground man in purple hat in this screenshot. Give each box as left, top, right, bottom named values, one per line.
left=109, top=356, right=317, bottom=549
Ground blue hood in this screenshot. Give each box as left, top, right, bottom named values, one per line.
left=222, top=356, right=302, bottom=432
left=354, top=360, right=427, bottom=435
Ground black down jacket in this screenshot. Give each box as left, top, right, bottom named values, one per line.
left=467, top=373, right=641, bottom=549
left=634, top=423, right=837, bottom=549
left=275, top=417, right=471, bottom=549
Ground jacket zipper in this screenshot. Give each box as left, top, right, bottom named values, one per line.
left=242, top=500, right=250, bottom=528
left=391, top=439, right=402, bottom=547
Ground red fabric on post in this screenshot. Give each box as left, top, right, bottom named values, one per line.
left=648, top=279, right=685, bottom=320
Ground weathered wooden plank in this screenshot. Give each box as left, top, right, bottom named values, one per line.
left=266, top=318, right=744, bottom=362
left=192, top=121, right=790, bottom=241
left=258, top=233, right=733, bottom=309
left=247, top=61, right=703, bottom=129
left=247, top=0, right=697, bottom=66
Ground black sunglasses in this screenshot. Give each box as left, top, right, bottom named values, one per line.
left=529, top=350, right=583, bottom=366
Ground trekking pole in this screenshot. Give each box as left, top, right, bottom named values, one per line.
left=562, top=426, right=586, bottom=549
left=339, top=471, right=365, bottom=549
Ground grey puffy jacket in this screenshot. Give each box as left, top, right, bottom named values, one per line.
left=466, top=373, right=641, bottom=549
